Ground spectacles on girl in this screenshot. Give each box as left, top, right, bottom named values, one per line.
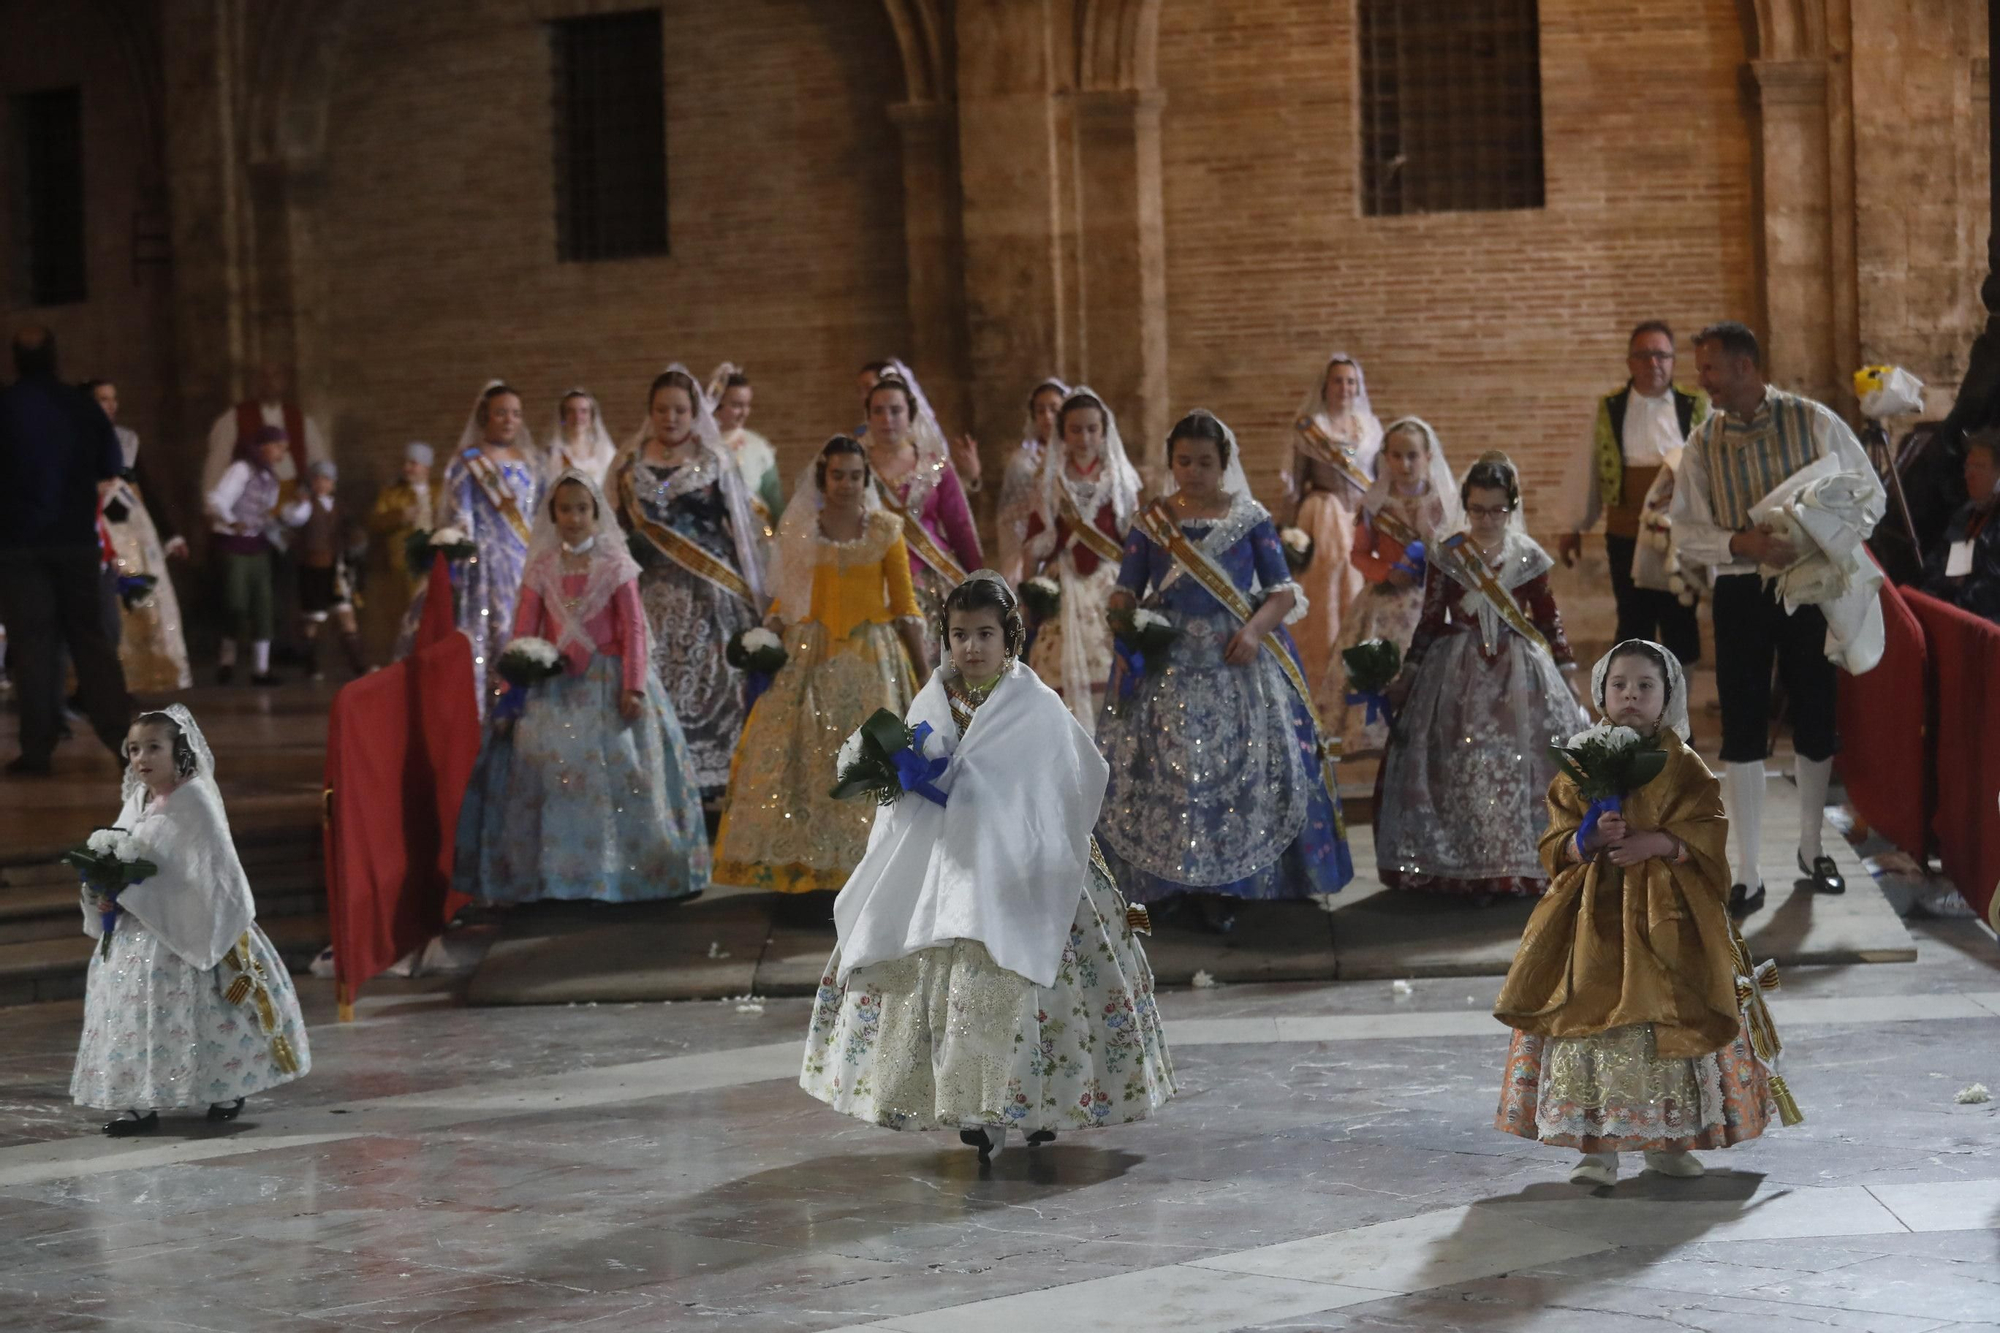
left=1465, top=503, right=1515, bottom=518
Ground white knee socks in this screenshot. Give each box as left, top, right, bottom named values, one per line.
left=1796, top=756, right=1833, bottom=863
left=1726, top=761, right=1765, bottom=890
left=252, top=640, right=271, bottom=674
left=217, top=639, right=237, bottom=667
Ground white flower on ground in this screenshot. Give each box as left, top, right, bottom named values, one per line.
left=1132, top=609, right=1170, bottom=633
left=1190, top=969, right=1217, bottom=989
left=1279, top=527, right=1311, bottom=553
left=835, top=728, right=865, bottom=778
left=741, top=627, right=782, bottom=653
left=1957, top=1083, right=1991, bottom=1105
left=86, top=829, right=118, bottom=855
left=430, top=526, right=469, bottom=546
left=507, top=637, right=560, bottom=667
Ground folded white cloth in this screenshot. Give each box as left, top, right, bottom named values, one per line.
left=1746, top=454, right=1887, bottom=674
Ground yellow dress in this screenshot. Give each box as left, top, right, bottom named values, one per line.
left=361, top=480, right=431, bottom=659
left=713, top=510, right=922, bottom=892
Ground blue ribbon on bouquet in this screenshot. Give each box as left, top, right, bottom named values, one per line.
left=1580, top=794, right=1623, bottom=849
left=1112, top=640, right=1147, bottom=700
left=491, top=685, right=529, bottom=723
left=1345, top=690, right=1392, bottom=725
left=743, top=670, right=773, bottom=712
left=890, top=721, right=950, bottom=807
left=1391, top=540, right=1426, bottom=582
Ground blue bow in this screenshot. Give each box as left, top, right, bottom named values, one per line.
left=1345, top=690, right=1392, bottom=725
left=891, top=720, right=950, bottom=807
left=1392, top=540, right=1427, bottom=581
left=491, top=685, right=528, bottom=723
left=1113, top=640, right=1147, bottom=699
left=1580, top=794, right=1623, bottom=849
left=743, top=670, right=773, bottom=712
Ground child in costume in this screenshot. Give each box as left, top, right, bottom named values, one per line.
left=453, top=469, right=709, bottom=905
left=1495, top=639, right=1799, bottom=1185
left=1094, top=409, right=1353, bottom=934
left=1375, top=452, right=1590, bottom=898
left=204, top=424, right=291, bottom=685
left=362, top=441, right=435, bottom=656
left=281, top=460, right=367, bottom=680
left=73, top=706, right=311, bottom=1135
left=712, top=437, right=926, bottom=893
left=800, top=573, right=1175, bottom=1162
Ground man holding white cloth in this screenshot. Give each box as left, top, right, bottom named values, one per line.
left=1670, top=321, right=1883, bottom=916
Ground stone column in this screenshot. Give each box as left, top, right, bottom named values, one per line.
left=1073, top=86, right=1168, bottom=465
left=889, top=99, right=973, bottom=442
left=1750, top=58, right=1842, bottom=406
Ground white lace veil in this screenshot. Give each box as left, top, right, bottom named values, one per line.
left=1365, top=416, right=1464, bottom=532
left=1027, top=387, right=1141, bottom=559
left=1022, top=375, right=1071, bottom=446
left=1158, top=408, right=1253, bottom=499
left=522, top=468, right=644, bottom=658
left=547, top=388, right=617, bottom=484
left=114, top=704, right=257, bottom=971
left=770, top=437, right=883, bottom=626
left=458, top=378, right=539, bottom=462
left=1296, top=351, right=1385, bottom=478
left=872, top=357, right=956, bottom=511
left=1591, top=638, right=1690, bottom=741
left=621, top=362, right=769, bottom=606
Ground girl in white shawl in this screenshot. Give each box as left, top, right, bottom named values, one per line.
left=1021, top=387, right=1141, bottom=733
left=1287, top=352, right=1384, bottom=713
left=73, top=707, right=310, bottom=1135
left=801, top=573, right=1175, bottom=1162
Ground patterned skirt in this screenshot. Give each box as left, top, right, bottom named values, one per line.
left=453, top=653, right=710, bottom=904
left=640, top=565, right=758, bottom=795
left=1026, top=558, right=1119, bottom=735
left=800, top=862, right=1176, bottom=1135
left=713, top=620, right=917, bottom=893
left=72, top=919, right=310, bottom=1111
left=1496, top=1022, right=1777, bottom=1153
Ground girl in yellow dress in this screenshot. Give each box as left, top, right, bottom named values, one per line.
left=713, top=437, right=929, bottom=893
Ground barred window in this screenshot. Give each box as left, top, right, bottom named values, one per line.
left=1358, top=0, right=1545, bottom=217
left=550, top=10, right=667, bottom=261
left=10, top=87, right=88, bottom=305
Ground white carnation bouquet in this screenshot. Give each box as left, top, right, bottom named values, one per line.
left=1278, top=526, right=1314, bottom=573
left=495, top=636, right=564, bottom=689
left=1018, top=576, right=1061, bottom=620
left=406, top=525, right=478, bottom=573
left=1547, top=723, right=1669, bottom=850
left=62, top=827, right=158, bottom=959
left=725, top=626, right=788, bottom=675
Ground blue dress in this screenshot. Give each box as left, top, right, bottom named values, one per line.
left=396, top=448, right=542, bottom=716
left=1094, top=496, right=1353, bottom=903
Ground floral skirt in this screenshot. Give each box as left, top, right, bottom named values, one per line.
left=453, top=653, right=710, bottom=904
left=800, top=860, right=1176, bottom=1134
left=1325, top=581, right=1423, bottom=758
left=1495, top=1022, right=1776, bottom=1153
left=1292, top=489, right=1364, bottom=718
left=1026, top=559, right=1118, bottom=735
left=713, top=620, right=917, bottom=893
left=72, top=919, right=310, bottom=1111
left=641, top=566, right=757, bottom=795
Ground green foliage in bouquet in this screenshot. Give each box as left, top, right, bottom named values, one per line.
left=1547, top=727, right=1669, bottom=802
left=1018, top=577, right=1061, bottom=621
left=1340, top=638, right=1402, bottom=696
left=405, top=529, right=477, bottom=574
left=831, top=709, right=931, bottom=806
left=725, top=628, right=789, bottom=675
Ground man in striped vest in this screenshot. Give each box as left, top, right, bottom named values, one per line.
left=1670, top=321, right=1883, bottom=916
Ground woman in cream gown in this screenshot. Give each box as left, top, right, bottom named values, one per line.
left=1286, top=353, right=1382, bottom=715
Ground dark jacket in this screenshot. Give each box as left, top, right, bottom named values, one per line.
left=0, top=373, right=122, bottom=550
left=1921, top=499, right=2000, bottom=624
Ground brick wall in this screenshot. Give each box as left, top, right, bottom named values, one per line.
left=1155, top=0, right=1760, bottom=535
left=313, top=0, right=911, bottom=498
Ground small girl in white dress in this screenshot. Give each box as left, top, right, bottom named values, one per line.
left=71, top=706, right=310, bottom=1135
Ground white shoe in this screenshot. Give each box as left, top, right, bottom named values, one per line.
left=1569, top=1152, right=1618, bottom=1186
left=1643, top=1149, right=1705, bottom=1178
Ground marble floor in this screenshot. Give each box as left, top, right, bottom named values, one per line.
left=3, top=913, right=1997, bottom=1332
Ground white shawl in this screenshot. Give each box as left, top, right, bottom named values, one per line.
left=832, top=659, right=1109, bottom=989
left=1746, top=453, right=1888, bottom=675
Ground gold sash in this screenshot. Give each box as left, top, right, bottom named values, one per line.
left=1365, top=504, right=1424, bottom=554
left=879, top=483, right=967, bottom=586
left=1294, top=417, right=1375, bottom=496
left=1434, top=534, right=1550, bottom=655
left=221, top=932, right=303, bottom=1075
left=1055, top=486, right=1127, bottom=565
left=618, top=466, right=757, bottom=606
left=459, top=448, right=534, bottom=547
left=1135, top=501, right=1343, bottom=777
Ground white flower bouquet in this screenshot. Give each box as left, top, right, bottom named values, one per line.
left=1278, top=526, right=1315, bottom=573
left=495, top=636, right=565, bottom=689
left=725, top=626, right=788, bottom=675
left=62, top=827, right=158, bottom=959
left=406, top=525, right=478, bottom=573
left=1548, top=723, right=1669, bottom=850
left=830, top=709, right=948, bottom=807
left=1018, top=576, right=1061, bottom=620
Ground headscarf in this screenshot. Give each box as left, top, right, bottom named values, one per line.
left=1022, top=376, right=1071, bottom=447
left=1157, top=408, right=1254, bottom=499
left=1591, top=638, right=1690, bottom=742
left=769, top=437, right=884, bottom=626
left=1295, top=351, right=1385, bottom=480
left=456, top=379, right=539, bottom=461
left=869, top=357, right=956, bottom=512
left=620, top=361, right=769, bottom=605
left=1364, top=415, right=1463, bottom=532
left=547, top=388, right=617, bottom=485
left=403, top=441, right=435, bottom=468
left=113, top=705, right=256, bottom=971
left=521, top=467, right=644, bottom=659
left=1026, top=387, right=1141, bottom=557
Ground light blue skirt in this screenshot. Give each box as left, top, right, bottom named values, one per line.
left=453, top=653, right=711, bottom=904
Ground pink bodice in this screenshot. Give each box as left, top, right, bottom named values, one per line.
left=512, top=573, right=647, bottom=695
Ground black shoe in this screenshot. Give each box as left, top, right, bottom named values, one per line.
left=104, top=1110, right=158, bottom=1137
left=206, top=1098, right=245, bottom=1122
left=250, top=672, right=282, bottom=687
left=1026, top=1130, right=1057, bottom=1147
left=1196, top=894, right=1236, bottom=935
left=959, top=1127, right=1000, bottom=1163
left=1799, top=853, right=1845, bottom=895
left=4, top=755, right=54, bottom=778
left=216, top=664, right=234, bottom=686
left=1728, top=883, right=1766, bottom=917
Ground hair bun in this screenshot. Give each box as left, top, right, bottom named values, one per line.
left=1476, top=449, right=1515, bottom=472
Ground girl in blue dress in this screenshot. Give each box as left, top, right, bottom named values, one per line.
left=396, top=380, right=544, bottom=716
left=1095, top=409, right=1353, bottom=932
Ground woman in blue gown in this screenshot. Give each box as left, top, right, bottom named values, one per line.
left=1094, top=409, right=1353, bottom=932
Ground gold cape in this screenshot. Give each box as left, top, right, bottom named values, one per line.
left=1494, top=730, right=1741, bottom=1059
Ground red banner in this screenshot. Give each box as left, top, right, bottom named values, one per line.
left=1903, top=588, right=2000, bottom=931
left=1835, top=575, right=1929, bottom=857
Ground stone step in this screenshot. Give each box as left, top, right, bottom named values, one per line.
left=0, top=910, right=330, bottom=1008
left=0, top=881, right=327, bottom=946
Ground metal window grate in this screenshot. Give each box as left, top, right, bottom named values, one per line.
left=1358, top=0, right=1545, bottom=218
left=550, top=9, right=667, bottom=262
left=10, top=87, right=88, bottom=305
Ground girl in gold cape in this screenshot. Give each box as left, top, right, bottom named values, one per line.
left=1495, top=639, right=1800, bottom=1187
